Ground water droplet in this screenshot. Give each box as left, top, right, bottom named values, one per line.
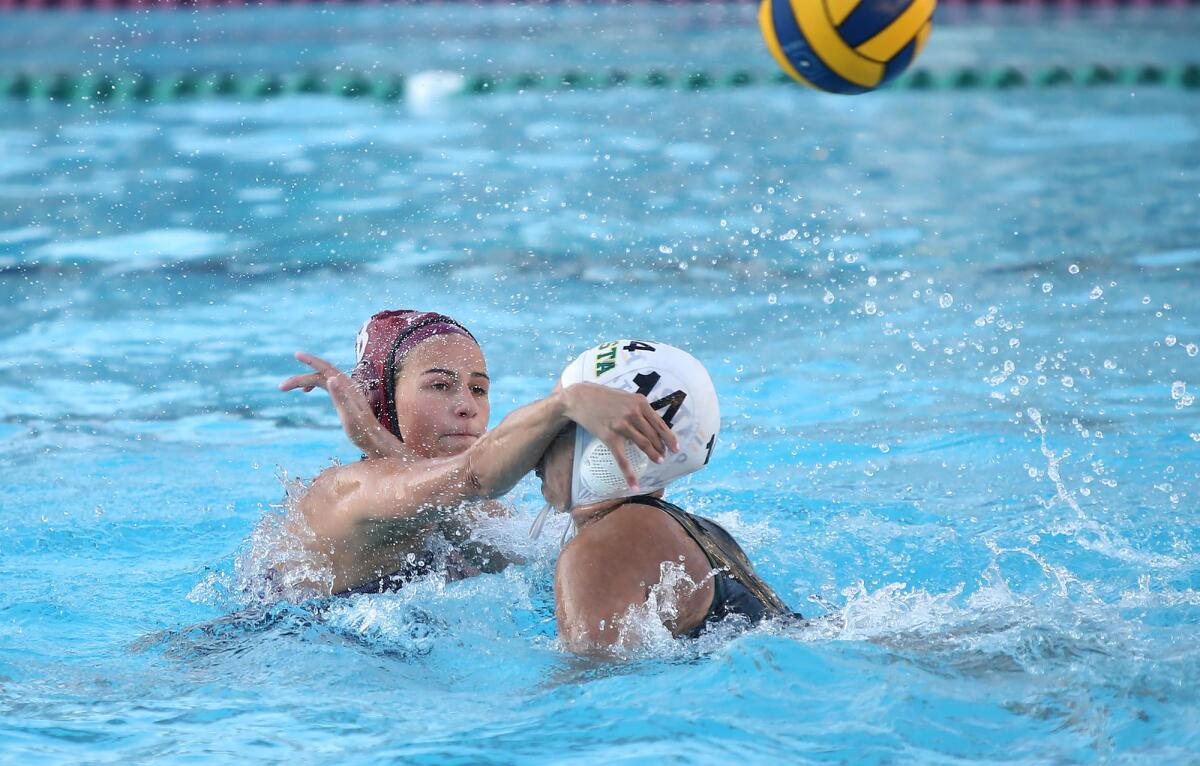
left=864, top=301, right=877, bottom=315
left=1166, top=335, right=1177, bottom=347
left=767, top=293, right=778, bottom=305
left=1171, top=381, right=1195, bottom=408
left=1090, top=286, right=1104, bottom=299
left=658, top=244, right=673, bottom=254
left=1068, top=264, right=1080, bottom=274
left=823, top=288, right=835, bottom=305
left=779, top=228, right=798, bottom=241
left=1187, top=344, right=1198, bottom=357
left=1042, top=282, right=1053, bottom=293
left=938, top=293, right=953, bottom=308
left=1061, top=376, right=1074, bottom=388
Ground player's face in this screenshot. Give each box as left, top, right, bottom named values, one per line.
left=392, top=334, right=490, bottom=458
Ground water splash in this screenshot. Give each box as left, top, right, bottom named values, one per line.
left=610, top=561, right=716, bottom=656
left=1024, top=409, right=1180, bottom=570
left=233, top=469, right=334, bottom=605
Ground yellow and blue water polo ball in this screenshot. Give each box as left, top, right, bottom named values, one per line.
left=759, top=0, right=936, bottom=94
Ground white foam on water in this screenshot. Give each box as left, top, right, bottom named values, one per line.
left=1118, top=575, right=1200, bottom=608
left=1135, top=249, right=1200, bottom=268
left=33, top=228, right=238, bottom=266
left=322, top=558, right=543, bottom=658
left=510, top=152, right=594, bottom=172
left=0, top=385, right=45, bottom=418
left=373, top=119, right=478, bottom=147
left=990, top=114, right=1198, bottom=152
left=524, top=121, right=571, bottom=140
left=368, top=244, right=464, bottom=272
left=153, top=96, right=383, bottom=126
left=664, top=142, right=718, bottom=164
left=322, top=195, right=409, bottom=213
left=59, top=121, right=160, bottom=143
left=236, top=187, right=284, bottom=203
left=170, top=125, right=366, bottom=163
left=0, top=225, right=52, bottom=245
left=0, top=173, right=128, bottom=200
left=617, top=135, right=661, bottom=153
left=0, top=155, right=49, bottom=179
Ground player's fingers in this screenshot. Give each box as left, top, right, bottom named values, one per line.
left=279, top=372, right=325, bottom=392
left=603, top=436, right=640, bottom=490
left=642, top=399, right=680, bottom=452
left=294, top=351, right=339, bottom=375
left=621, top=416, right=665, bottom=464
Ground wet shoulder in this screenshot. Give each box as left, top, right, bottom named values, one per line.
left=562, top=501, right=710, bottom=580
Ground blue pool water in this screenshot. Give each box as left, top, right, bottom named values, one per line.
left=2, top=5, right=1199, bottom=763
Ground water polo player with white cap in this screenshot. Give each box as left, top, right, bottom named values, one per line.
left=532, top=340, right=799, bottom=652
left=264, top=311, right=677, bottom=598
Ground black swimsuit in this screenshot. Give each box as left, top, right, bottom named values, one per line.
left=629, top=495, right=801, bottom=636
left=340, top=557, right=434, bottom=596
left=337, top=538, right=507, bottom=596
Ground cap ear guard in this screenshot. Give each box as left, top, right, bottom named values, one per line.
left=355, top=319, right=371, bottom=365
left=578, top=439, right=651, bottom=496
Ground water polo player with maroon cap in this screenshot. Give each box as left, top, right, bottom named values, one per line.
left=264, top=309, right=679, bottom=598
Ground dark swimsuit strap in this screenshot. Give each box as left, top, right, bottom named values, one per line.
left=629, top=495, right=793, bottom=619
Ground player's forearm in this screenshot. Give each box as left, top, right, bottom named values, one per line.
left=301, top=389, right=570, bottom=529
left=465, top=389, right=570, bottom=499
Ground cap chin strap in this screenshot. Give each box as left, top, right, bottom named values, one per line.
left=529, top=502, right=554, bottom=539
left=528, top=502, right=579, bottom=547
left=559, top=518, right=578, bottom=547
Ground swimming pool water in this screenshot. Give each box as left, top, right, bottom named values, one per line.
left=1, top=5, right=1199, bottom=763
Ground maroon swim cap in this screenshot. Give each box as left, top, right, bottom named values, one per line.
left=351, top=310, right=477, bottom=439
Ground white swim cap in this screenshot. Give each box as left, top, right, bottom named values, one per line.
left=558, top=340, right=720, bottom=508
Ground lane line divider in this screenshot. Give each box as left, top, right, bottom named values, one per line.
left=2, top=64, right=1197, bottom=103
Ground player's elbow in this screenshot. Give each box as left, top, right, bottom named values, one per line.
left=464, top=450, right=499, bottom=500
